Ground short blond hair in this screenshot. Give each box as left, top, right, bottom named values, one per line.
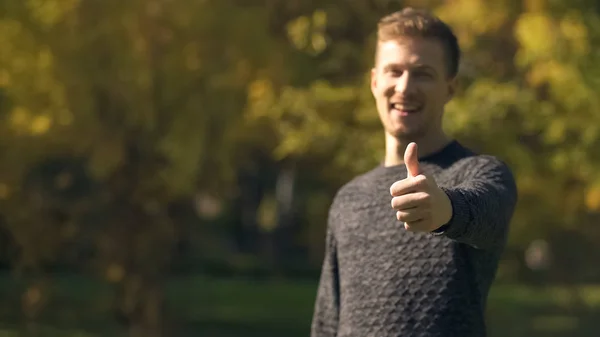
left=376, top=8, right=460, bottom=78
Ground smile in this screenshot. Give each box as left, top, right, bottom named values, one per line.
left=390, top=103, right=422, bottom=113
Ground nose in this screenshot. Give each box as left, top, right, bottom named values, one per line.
left=394, top=72, right=414, bottom=94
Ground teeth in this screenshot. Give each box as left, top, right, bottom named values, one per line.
left=391, top=103, right=419, bottom=111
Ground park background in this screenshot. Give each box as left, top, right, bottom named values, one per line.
left=1, top=0, right=600, bottom=336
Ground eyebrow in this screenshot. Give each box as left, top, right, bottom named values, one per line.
left=383, top=64, right=437, bottom=74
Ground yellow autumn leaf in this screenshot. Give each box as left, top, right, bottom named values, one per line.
left=526, top=60, right=554, bottom=86
left=248, top=78, right=273, bottom=103
left=514, top=13, right=556, bottom=66
left=585, top=184, right=600, bottom=211
left=0, top=70, right=10, bottom=87
left=286, top=15, right=310, bottom=50
left=560, top=12, right=589, bottom=56
left=37, top=48, right=53, bottom=70
left=311, top=33, right=327, bottom=54
left=516, top=174, right=537, bottom=194
left=30, top=114, right=52, bottom=135
left=436, top=0, right=508, bottom=48
left=312, top=9, right=327, bottom=30
left=9, top=107, right=30, bottom=130
left=543, top=119, right=566, bottom=144
left=527, top=61, right=586, bottom=106
left=523, top=0, right=547, bottom=12
left=26, top=0, right=81, bottom=27
left=550, top=151, right=569, bottom=172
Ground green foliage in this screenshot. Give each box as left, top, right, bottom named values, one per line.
left=1, top=0, right=599, bottom=264
left=2, top=0, right=600, bottom=334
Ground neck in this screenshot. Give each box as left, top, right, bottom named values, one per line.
left=384, top=130, right=452, bottom=167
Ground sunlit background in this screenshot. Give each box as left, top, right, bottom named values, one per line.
left=1, top=0, right=600, bottom=336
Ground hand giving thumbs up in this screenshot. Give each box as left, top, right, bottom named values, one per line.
left=404, top=142, right=420, bottom=178
left=389, top=142, right=453, bottom=232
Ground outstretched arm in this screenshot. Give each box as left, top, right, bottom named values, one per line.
left=391, top=143, right=518, bottom=251
left=436, top=156, right=518, bottom=251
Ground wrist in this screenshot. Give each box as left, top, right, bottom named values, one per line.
left=432, top=187, right=454, bottom=233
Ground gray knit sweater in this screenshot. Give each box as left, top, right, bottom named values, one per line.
left=310, top=141, right=518, bottom=337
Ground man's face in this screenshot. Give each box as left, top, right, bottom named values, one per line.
left=371, top=37, right=455, bottom=140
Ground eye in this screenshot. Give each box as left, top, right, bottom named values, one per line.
left=388, top=69, right=402, bottom=77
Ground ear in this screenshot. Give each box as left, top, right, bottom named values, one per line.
left=370, top=67, right=377, bottom=95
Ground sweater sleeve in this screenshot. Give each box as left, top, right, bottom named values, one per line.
left=310, top=218, right=340, bottom=337
left=435, top=156, right=518, bottom=251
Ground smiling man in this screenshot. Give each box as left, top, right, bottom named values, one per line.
left=310, top=8, right=518, bottom=337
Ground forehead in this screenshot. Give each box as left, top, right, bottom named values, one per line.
left=375, top=38, right=446, bottom=70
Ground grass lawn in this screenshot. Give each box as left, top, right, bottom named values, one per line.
left=0, top=272, right=599, bottom=336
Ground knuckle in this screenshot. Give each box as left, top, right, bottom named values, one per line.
left=414, top=175, right=428, bottom=187
left=390, top=181, right=401, bottom=195
left=419, top=192, right=431, bottom=204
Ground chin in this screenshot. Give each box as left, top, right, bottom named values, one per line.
left=388, top=126, right=423, bottom=141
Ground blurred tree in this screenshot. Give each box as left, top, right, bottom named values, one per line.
left=0, top=0, right=285, bottom=335
left=1, top=0, right=600, bottom=334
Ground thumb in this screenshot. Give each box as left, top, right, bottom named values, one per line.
left=404, top=142, right=420, bottom=177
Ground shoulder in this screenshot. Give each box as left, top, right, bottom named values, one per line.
left=447, top=142, right=513, bottom=174
left=458, top=153, right=512, bottom=172
left=448, top=145, right=517, bottom=190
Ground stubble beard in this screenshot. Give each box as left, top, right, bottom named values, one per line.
left=391, top=129, right=426, bottom=144
left=387, top=118, right=428, bottom=143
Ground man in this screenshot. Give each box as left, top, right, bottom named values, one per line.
left=310, top=7, right=518, bottom=337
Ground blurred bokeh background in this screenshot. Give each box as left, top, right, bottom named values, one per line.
left=1, top=0, right=600, bottom=336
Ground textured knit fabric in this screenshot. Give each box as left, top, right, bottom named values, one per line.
left=310, top=141, right=518, bottom=337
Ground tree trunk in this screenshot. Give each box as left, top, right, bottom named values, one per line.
left=116, top=274, right=167, bottom=337
left=274, top=162, right=297, bottom=271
